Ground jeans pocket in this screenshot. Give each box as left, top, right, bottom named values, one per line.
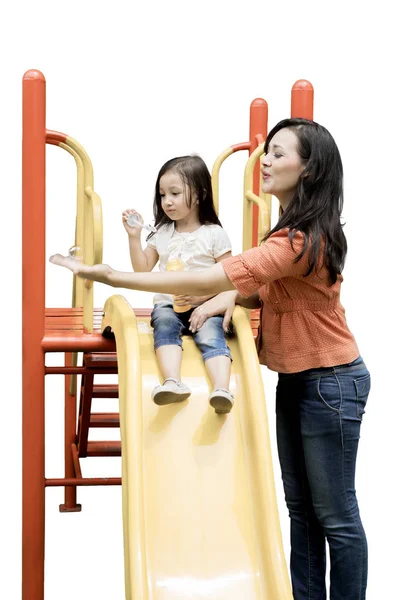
left=317, top=374, right=342, bottom=412
left=354, top=373, right=371, bottom=420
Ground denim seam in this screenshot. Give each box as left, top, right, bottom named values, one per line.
left=153, top=339, right=183, bottom=351
left=334, top=372, right=344, bottom=448
left=202, top=349, right=232, bottom=362
left=336, top=368, right=368, bottom=599
left=353, top=375, right=370, bottom=420
left=299, top=457, right=314, bottom=600
left=307, top=521, right=312, bottom=600
left=301, top=363, right=366, bottom=380
left=340, top=415, right=367, bottom=600
left=316, top=375, right=342, bottom=418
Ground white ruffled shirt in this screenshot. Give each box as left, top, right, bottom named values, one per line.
left=147, top=223, right=232, bottom=305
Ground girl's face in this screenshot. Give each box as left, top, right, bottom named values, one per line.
left=261, top=128, right=305, bottom=210
left=159, top=171, right=199, bottom=224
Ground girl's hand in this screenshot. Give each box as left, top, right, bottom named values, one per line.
left=189, top=290, right=238, bottom=333
left=49, top=254, right=114, bottom=284
left=122, top=209, right=143, bottom=237
left=174, top=295, right=197, bottom=307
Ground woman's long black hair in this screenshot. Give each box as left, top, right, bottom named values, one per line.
left=263, top=118, right=347, bottom=285
left=147, top=155, right=221, bottom=241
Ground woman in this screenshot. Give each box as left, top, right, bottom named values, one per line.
left=51, top=119, right=370, bottom=600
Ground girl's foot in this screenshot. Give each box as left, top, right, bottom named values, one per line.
left=151, top=378, right=191, bottom=405
left=209, top=389, right=234, bottom=414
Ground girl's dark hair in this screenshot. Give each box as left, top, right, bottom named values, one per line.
left=263, top=118, right=347, bottom=285
left=147, top=155, right=221, bottom=240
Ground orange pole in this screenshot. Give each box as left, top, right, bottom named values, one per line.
left=22, top=69, right=46, bottom=600
left=291, top=80, right=314, bottom=120
left=59, top=352, right=82, bottom=512
left=249, top=98, right=268, bottom=247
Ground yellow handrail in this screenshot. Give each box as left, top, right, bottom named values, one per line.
left=242, top=144, right=271, bottom=251
left=57, top=136, right=103, bottom=332
left=211, top=142, right=250, bottom=215
left=211, top=141, right=271, bottom=251
left=211, top=146, right=234, bottom=214
left=257, top=166, right=272, bottom=242
left=83, top=185, right=103, bottom=267
left=56, top=143, right=85, bottom=309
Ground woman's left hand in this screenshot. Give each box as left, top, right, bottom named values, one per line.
left=189, top=290, right=238, bottom=333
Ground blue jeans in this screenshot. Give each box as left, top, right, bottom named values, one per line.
left=150, top=302, right=231, bottom=362
left=276, top=356, right=370, bottom=600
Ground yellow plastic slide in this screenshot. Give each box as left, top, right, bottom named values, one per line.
left=102, top=295, right=293, bottom=600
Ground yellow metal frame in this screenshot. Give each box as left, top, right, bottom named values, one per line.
left=59, top=136, right=103, bottom=333
left=243, top=144, right=271, bottom=251
left=257, top=165, right=272, bottom=243
left=211, top=146, right=234, bottom=214
left=211, top=143, right=272, bottom=251
left=57, top=137, right=103, bottom=395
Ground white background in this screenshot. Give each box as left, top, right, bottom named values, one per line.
left=1, top=1, right=399, bottom=598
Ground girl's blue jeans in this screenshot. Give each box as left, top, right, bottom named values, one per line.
left=276, top=356, right=370, bottom=600
left=150, top=302, right=231, bottom=362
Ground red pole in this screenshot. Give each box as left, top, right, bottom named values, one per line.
left=22, top=69, right=46, bottom=600
left=249, top=98, right=268, bottom=247
left=291, top=79, right=314, bottom=120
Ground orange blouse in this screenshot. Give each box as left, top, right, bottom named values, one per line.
left=222, top=229, right=359, bottom=373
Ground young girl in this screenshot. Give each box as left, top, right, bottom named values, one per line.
left=51, top=119, right=371, bottom=599
left=121, top=155, right=234, bottom=414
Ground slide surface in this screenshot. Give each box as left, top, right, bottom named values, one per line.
left=102, top=296, right=292, bottom=600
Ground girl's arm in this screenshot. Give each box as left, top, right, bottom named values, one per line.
left=129, top=240, right=159, bottom=272
left=122, top=209, right=159, bottom=272
left=48, top=255, right=236, bottom=295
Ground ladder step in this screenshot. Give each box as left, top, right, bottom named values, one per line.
left=90, top=413, right=120, bottom=427
left=92, top=384, right=119, bottom=398
left=84, top=352, right=118, bottom=369
left=86, top=441, right=121, bottom=457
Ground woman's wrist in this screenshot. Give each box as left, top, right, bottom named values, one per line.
left=105, top=267, right=118, bottom=287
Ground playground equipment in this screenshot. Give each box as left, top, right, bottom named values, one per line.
left=22, top=70, right=313, bottom=599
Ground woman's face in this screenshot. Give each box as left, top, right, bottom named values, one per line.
left=261, top=128, right=305, bottom=210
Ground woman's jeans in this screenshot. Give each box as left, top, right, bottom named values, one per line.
left=150, top=302, right=231, bottom=362
left=276, top=356, right=371, bottom=600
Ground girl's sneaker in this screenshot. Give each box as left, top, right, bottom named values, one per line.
left=151, top=378, right=191, bottom=405
left=209, top=389, right=234, bottom=414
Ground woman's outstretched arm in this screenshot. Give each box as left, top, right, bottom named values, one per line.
left=49, top=254, right=235, bottom=296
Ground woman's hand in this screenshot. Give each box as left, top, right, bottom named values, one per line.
left=122, top=208, right=143, bottom=237
left=49, top=254, right=114, bottom=284
left=188, top=290, right=238, bottom=333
